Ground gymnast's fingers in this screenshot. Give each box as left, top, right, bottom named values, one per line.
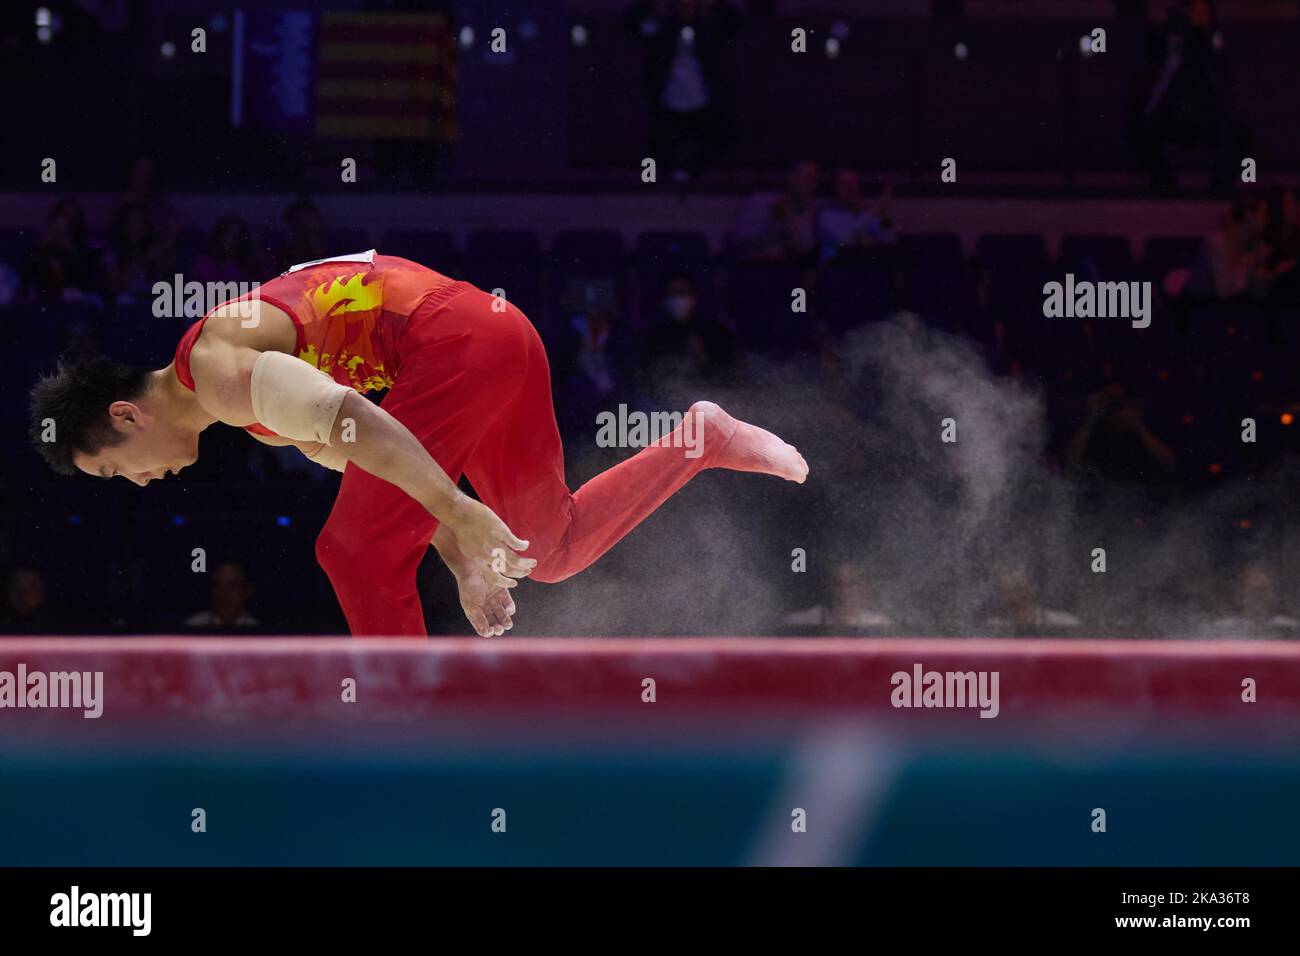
left=485, top=565, right=519, bottom=592
left=490, top=544, right=536, bottom=578
left=465, top=605, right=491, bottom=638
left=488, top=604, right=512, bottom=632
left=487, top=587, right=515, bottom=619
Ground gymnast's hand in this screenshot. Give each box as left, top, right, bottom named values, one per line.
left=454, top=562, right=516, bottom=637
left=444, top=493, right=535, bottom=591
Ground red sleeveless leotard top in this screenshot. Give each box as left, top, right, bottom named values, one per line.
left=173, top=251, right=455, bottom=437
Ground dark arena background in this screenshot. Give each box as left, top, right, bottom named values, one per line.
left=1, top=0, right=1298, bottom=935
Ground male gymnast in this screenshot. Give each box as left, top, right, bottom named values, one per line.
left=29, top=251, right=808, bottom=637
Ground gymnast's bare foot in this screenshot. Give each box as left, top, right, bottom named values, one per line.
left=689, top=400, right=809, bottom=483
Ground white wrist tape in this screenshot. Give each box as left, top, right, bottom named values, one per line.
left=249, top=350, right=351, bottom=445
left=305, top=442, right=349, bottom=473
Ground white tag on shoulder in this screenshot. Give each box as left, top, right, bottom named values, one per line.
left=287, top=249, right=377, bottom=273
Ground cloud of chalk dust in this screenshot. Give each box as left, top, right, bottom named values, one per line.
left=516, top=311, right=1085, bottom=636
left=827, top=313, right=1081, bottom=632
left=509, top=309, right=1300, bottom=637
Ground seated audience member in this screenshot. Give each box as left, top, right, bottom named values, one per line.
left=0, top=565, right=63, bottom=634
left=1268, top=187, right=1300, bottom=257
left=643, top=273, right=733, bottom=380
left=1180, top=196, right=1291, bottom=300
left=817, top=170, right=895, bottom=264
left=113, top=155, right=177, bottom=247
left=0, top=261, right=21, bottom=306
left=1201, top=562, right=1298, bottom=638
left=1065, top=383, right=1177, bottom=482
left=22, top=199, right=105, bottom=304
left=728, top=159, right=821, bottom=264
left=282, top=198, right=327, bottom=266
left=185, top=561, right=261, bottom=630
left=981, top=567, right=1081, bottom=636
left=554, top=306, right=637, bottom=442
left=783, top=560, right=894, bottom=632
left=60, top=316, right=103, bottom=363
left=104, top=200, right=173, bottom=303
left=190, top=216, right=266, bottom=285
left=569, top=309, right=620, bottom=395
left=1266, top=187, right=1300, bottom=303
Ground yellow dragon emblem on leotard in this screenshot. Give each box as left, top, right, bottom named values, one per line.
left=296, top=271, right=396, bottom=393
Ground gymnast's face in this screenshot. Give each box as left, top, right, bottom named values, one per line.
left=72, top=401, right=200, bottom=486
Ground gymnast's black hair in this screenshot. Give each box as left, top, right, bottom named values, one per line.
left=29, top=355, right=151, bottom=476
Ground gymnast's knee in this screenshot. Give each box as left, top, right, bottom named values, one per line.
left=316, top=518, right=429, bottom=597
left=527, top=549, right=577, bottom=585
left=315, top=520, right=368, bottom=584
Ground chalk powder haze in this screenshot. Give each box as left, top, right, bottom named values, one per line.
left=518, top=314, right=1297, bottom=637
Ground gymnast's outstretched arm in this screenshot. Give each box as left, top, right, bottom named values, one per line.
left=246, top=429, right=516, bottom=637
left=189, top=338, right=535, bottom=593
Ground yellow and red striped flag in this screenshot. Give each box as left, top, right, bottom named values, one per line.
left=315, top=11, right=457, bottom=140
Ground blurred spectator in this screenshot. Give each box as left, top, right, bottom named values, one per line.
left=817, top=171, right=896, bottom=264
left=113, top=155, right=177, bottom=246
left=1126, top=0, right=1238, bottom=188
left=191, top=216, right=266, bottom=285
left=553, top=305, right=637, bottom=439
left=1203, top=562, right=1298, bottom=637
left=643, top=273, right=733, bottom=379
left=782, top=561, right=893, bottom=631
left=625, top=0, right=741, bottom=181
left=60, top=316, right=103, bottom=364
left=981, top=568, right=1081, bottom=636
left=1270, top=187, right=1300, bottom=259
left=104, top=200, right=173, bottom=303
left=21, top=199, right=104, bottom=304
left=185, top=561, right=261, bottom=629
left=1266, top=187, right=1300, bottom=304
left=0, top=261, right=20, bottom=306
left=563, top=308, right=624, bottom=399
left=0, top=566, right=62, bottom=634
left=1065, top=382, right=1177, bottom=482
left=728, top=160, right=821, bottom=263
left=1180, top=196, right=1290, bottom=300
left=283, top=198, right=327, bottom=266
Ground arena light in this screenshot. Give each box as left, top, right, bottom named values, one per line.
left=161, top=40, right=176, bottom=59
left=954, top=42, right=968, bottom=60
left=825, top=37, right=840, bottom=59
left=571, top=24, right=588, bottom=47
left=459, top=26, right=475, bottom=49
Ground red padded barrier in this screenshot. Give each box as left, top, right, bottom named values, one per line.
left=0, top=638, right=1296, bottom=736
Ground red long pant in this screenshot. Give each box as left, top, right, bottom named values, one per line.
left=314, top=282, right=715, bottom=636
